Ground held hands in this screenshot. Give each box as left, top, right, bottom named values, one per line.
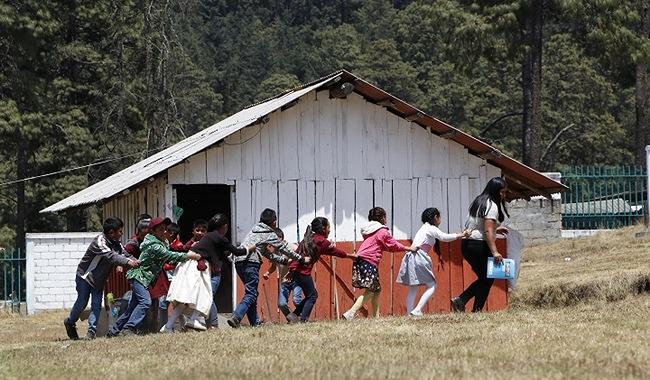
left=262, top=271, right=270, bottom=280
left=247, top=245, right=256, bottom=253
left=126, top=259, right=140, bottom=268
left=496, top=226, right=509, bottom=235
left=302, top=256, right=312, bottom=264
left=347, top=253, right=358, bottom=259
left=187, top=252, right=202, bottom=261
left=492, top=252, right=504, bottom=263
left=405, top=246, right=419, bottom=253
left=459, top=229, right=472, bottom=239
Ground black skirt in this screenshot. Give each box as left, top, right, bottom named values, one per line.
left=352, top=259, right=381, bottom=292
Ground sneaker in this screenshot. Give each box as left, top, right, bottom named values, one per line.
left=63, top=319, right=79, bottom=340
left=185, top=318, right=207, bottom=331
left=226, top=316, right=241, bottom=329
left=159, top=325, right=173, bottom=334
left=286, top=312, right=299, bottom=323
left=341, top=310, right=355, bottom=320
left=451, top=297, right=466, bottom=312
left=409, top=310, right=423, bottom=317
left=207, top=326, right=218, bottom=331
left=86, top=330, right=96, bottom=340
left=120, top=328, right=136, bottom=337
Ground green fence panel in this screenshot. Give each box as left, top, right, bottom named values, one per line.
left=561, top=165, right=647, bottom=230
left=1, top=247, right=26, bottom=313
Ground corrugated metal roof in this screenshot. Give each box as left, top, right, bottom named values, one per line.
left=42, top=69, right=567, bottom=213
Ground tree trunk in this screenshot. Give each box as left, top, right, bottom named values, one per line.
left=635, top=2, right=649, bottom=165
left=521, top=0, right=544, bottom=169
left=16, top=139, right=26, bottom=253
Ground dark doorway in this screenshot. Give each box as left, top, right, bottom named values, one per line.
left=175, top=184, right=233, bottom=313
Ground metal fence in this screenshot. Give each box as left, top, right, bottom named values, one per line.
left=561, top=166, right=647, bottom=229
left=0, top=247, right=25, bottom=313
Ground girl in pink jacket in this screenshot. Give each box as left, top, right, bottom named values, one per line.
left=342, top=207, right=417, bottom=319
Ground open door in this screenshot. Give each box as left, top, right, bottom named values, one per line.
left=174, top=184, right=234, bottom=313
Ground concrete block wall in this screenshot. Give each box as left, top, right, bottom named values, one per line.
left=26, top=232, right=100, bottom=315
left=507, top=197, right=562, bottom=247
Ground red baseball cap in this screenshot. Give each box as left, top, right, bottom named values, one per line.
left=148, top=217, right=171, bottom=230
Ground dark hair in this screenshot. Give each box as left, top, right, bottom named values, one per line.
left=207, top=214, right=228, bottom=232
left=421, top=208, right=442, bottom=256
left=368, top=207, right=386, bottom=223
left=259, top=208, right=278, bottom=226
left=274, top=228, right=285, bottom=240
left=167, top=222, right=180, bottom=237
left=103, top=217, right=124, bottom=234
left=136, top=213, right=151, bottom=232
left=300, top=217, right=330, bottom=260
left=193, top=219, right=208, bottom=229
left=468, top=177, right=509, bottom=223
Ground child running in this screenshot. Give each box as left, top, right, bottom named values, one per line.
left=262, top=228, right=304, bottom=322
left=64, top=217, right=139, bottom=340
left=108, top=217, right=201, bottom=337
left=227, top=209, right=310, bottom=328
left=342, top=207, right=418, bottom=320
left=286, top=217, right=356, bottom=322
left=396, top=207, right=469, bottom=316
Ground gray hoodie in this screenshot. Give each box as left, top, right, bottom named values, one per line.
left=236, top=222, right=303, bottom=265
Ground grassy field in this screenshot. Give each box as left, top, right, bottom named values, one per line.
left=1, top=226, right=649, bottom=379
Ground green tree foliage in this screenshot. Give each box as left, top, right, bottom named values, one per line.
left=0, top=0, right=645, bottom=246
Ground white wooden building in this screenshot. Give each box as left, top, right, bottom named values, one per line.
left=42, top=70, right=566, bottom=311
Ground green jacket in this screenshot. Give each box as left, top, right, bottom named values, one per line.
left=126, top=234, right=189, bottom=287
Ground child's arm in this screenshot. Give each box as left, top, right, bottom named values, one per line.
left=265, top=234, right=310, bottom=264
left=263, top=263, right=277, bottom=280
left=431, top=226, right=466, bottom=242
left=380, top=230, right=418, bottom=252
left=318, top=239, right=356, bottom=259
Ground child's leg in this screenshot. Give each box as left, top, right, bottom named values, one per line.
left=292, top=283, right=303, bottom=307
left=406, top=286, right=418, bottom=314
left=208, top=274, right=221, bottom=327
left=109, top=287, right=139, bottom=335
left=278, top=281, right=292, bottom=317
left=294, top=274, right=318, bottom=322
left=371, top=291, right=380, bottom=318
left=87, top=285, right=103, bottom=336
left=66, top=276, right=92, bottom=326
left=413, top=281, right=436, bottom=314
left=231, top=263, right=260, bottom=323
left=347, top=289, right=374, bottom=315
left=122, top=280, right=152, bottom=331
left=165, top=303, right=187, bottom=330
left=158, top=295, right=169, bottom=329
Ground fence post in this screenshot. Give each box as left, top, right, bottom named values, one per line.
left=646, top=146, right=650, bottom=228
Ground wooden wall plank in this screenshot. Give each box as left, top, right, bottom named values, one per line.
left=392, top=179, right=412, bottom=239
left=354, top=179, right=374, bottom=244
left=387, top=114, right=408, bottom=179
left=297, top=180, right=316, bottom=240
left=431, top=135, right=450, bottom=178
left=315, top=180, right=336, bottom=233
left=334, top=179, right=355, bottom=242
left=167, top=164, right=184, bottom=185
left=339, top=95, right=364, bottom=179
left=240, top=124, right=260, bottom=180
left=446, top=178, right=463, bottom=232
left=362, top=99, right=387, bottom=179
left=278, top=180, right=299, bottom=243
left=234, top=179, right=253, bottom=243
left=185, top=151, right=207, bottom=184
left=411, top=124, right=432, bottom=178
left=298, top=92, right=316, bottom=180
left=278, top=106, right=300, bottom=180
left=224, top=131, right=242, bottom=181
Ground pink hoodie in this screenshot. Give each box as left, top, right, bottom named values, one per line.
left=356, top=221, right=408, bottom=267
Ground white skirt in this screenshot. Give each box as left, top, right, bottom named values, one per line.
left=166, top=259, right=213, bottom=316
left=396, top=250, right=435, bottom=286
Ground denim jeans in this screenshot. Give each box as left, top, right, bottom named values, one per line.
left=278, top=280, right=303, bottom=316
left=233, top=262, right=260, bottom=325
left=208, top=274, right=222, bottom=327
left=66, top=275, right=103, bottom=334
left=109, top=279, right=151, bottom=334
left=292, top=273, right=318, bottom=321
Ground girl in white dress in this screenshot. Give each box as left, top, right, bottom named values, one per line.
left=396, top=207, right=469, bottom=316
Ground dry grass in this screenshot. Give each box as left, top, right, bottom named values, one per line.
left=1, top=228, right=649, bottom=379
left=512, top=225, right=650, bottom=308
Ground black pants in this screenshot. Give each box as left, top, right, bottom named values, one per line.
left=292, top=273, right=318, bottom=321
left=458, top=239, right=495, bottom=312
